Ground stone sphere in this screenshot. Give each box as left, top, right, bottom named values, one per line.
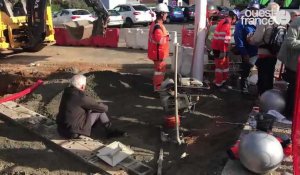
left=259, top=89, right=286, bottom=113
left=239, top=132, right=284, bottom=174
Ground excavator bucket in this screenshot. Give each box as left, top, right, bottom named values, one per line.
left=64, top=20, right=94, bottom=40
left=64, top=18, right=107, bottom=40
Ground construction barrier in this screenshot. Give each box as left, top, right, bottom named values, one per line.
left=293, top=57, right=300, bottom=175
left=54, top=28, right=119, bottom=48
left=182, top=26, right=194, bottom=48
left=171, top=46, right=193, bottom=76
left=92, top=28, right=119, bottom=48
left=171, top=46, right=209, bottom=77
left=54, top=28, right=67, bottom=46
left=169, top=31, right=178, bottom=53
left=125, top=28, right=140, bottom=49
left=136, top=29, right=149, bottom=50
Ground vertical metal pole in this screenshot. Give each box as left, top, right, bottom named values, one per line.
left=174, top=43, right=182, bottom=145
left=192, top=0, right=207, bottom=81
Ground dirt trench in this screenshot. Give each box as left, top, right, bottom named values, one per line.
left=0, top=69, right=256, bottom=175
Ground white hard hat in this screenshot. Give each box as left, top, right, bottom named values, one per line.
left=156, top=3, right=169, bottom=13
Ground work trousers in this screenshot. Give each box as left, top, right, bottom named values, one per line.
left=88, top=112, right=111, bottom=128
left=213, top=50, right=229, bottom=87
left=153, top=60, right=167, bottom=91
left=240, top=61, right=253, bottom=89
left=255, top=57, right=277, bottom=95
left=284, top=68, right=296, bottom=120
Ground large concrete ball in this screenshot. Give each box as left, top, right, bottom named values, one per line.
left=239, top=132, right=284, bottom=174
left=259, top=89, right=286, bottom=113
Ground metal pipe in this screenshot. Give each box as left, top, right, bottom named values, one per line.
left=174, top=43, right=182, bottom=145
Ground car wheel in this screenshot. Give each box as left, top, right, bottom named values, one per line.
left=184, top=16, right=188, bottom=22
left=142, top=23, right=149, bottom=27
left=125, top=18, right=133, bottom=28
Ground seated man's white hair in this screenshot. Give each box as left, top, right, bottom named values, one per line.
left=71, top=74, right=86, bottom=90
left=267, top=2, right=280, bottom=13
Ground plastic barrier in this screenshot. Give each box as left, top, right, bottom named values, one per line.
left=64, top=29, right=80, bottom=46
left=136, top=29, right=149, bottom=50
left=125, top=28, right=140, bottom=49
left=182, top=26, right=194, bottom=48
left=0, top=80, right=43, bottom=104
left=104, top=28, right=119, bottom=48
left=92, top=28, right=119, bottom=48
left=54, top=28, right=67, bottom=46
left=169, top=31, right=177, bottom=53
left=293, top=57, right=300, bottom=175
left=171, top=46, right=194, bottom=76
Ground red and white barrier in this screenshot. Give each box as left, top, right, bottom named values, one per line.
left=182, top=26, right=194, bottom=48
left=92, top=28, right=119, bottom=48
left=293, top=57, right=300, bottom=175
left=0, top=80, right=43, bottom=104
left=171, top=46, right=193, bottom=76
left=54, top=28, right=119, bottom=48
left=54, top=28, right=67, bottom=46
left=169, top=31, right=178, bottom=53
left=125, top=28, right=140, bottom=49
left=136, top=29, right=149, bottom=50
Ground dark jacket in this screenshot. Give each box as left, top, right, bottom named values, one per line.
left=234, top=20, right=258, bottom=58
left=56, top=86, right=108, bottom=137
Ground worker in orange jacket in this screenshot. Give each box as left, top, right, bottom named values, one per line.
left=148, top=3, right=170, bottom=91
left=211, top=10, right=239, bottom=87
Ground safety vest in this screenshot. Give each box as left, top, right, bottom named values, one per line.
left=148, top=21, right=169, bottom=61
left=211, top=18, right=232, bottom=52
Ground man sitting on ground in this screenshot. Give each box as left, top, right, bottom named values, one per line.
left=56, top=74, right=125, bottom=139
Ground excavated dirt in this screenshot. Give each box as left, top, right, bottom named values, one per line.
left=0, top=68, right=256, bottom=174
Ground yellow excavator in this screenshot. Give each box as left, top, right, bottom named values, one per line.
left=0, top=0, right=108, bottom=53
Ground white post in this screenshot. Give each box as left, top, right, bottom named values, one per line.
left=174, top=43, right=182, bottom=145
left=192, top=0, right=207, bottom=81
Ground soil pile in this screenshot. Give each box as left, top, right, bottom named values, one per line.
left=1, top=70, right=256, bottom=174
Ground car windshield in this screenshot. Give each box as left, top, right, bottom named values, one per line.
left=72, top=10, right=90, bottom=15
left=173, top=7, right=182, bottom=11
left=108, top=10, right=120, bottom=16
left=133, top=5, right=149, bottom=11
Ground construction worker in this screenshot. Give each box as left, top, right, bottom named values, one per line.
left=211, top=10, right=239, bottom=88
left=148, top=3, right=169, bottom=91
left=206, top=4, right=219, bottom=27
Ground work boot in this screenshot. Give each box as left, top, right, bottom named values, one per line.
left=105, top=128, right=127, bottom=139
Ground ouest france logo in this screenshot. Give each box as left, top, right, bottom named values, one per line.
left=241, top=9, right=291, bottom=26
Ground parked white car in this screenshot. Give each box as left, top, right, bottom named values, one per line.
left=108, top=10, right=124, bottom=27
left=113, top=4, right=154, bottom=27
left=53, top=9, right=95, bottom=26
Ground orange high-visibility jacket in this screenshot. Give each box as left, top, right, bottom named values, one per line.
left=211, top=18, right=232, bottom=52
left=148, top=21, right=170, bottom=61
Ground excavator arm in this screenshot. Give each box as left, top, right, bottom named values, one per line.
left=63, top=0, right=109, bottom=40
left=25, top=0, right=109, bottom=49
left=0, top=0, right=109, bottom=52
left=83, top=0, right=109, bottom=37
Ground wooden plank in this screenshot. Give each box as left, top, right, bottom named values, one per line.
left=0, top=101, right=129, bottom=175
